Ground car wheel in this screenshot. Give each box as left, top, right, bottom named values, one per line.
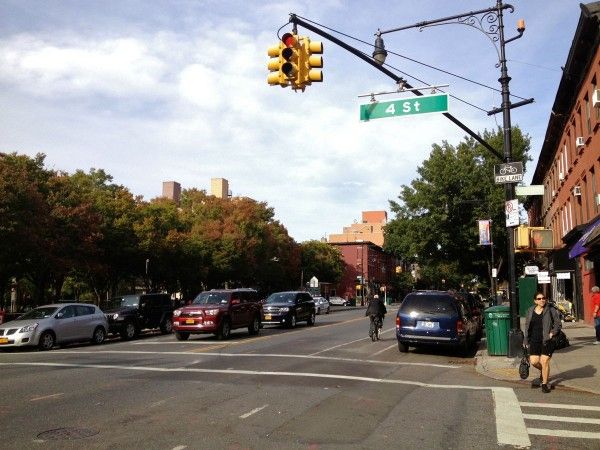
left=307, top=311, right=315, bottom=326
left=175, top=331, right=189, bottom=341
left=160, top=318, right=173, bottom=334
left=217, top=319, right=231, bottom=340
left=248, top=314, right=260, bottom=336
left=398, top=341, right=409, bottom=353
left=38, top=331, right=55, bottom=351
left=288, top=314, right=297, bottom=329
left=91, top=326, right=106, bottom=345
left=343, top=301, right=347, bottom=306
left=316, top=307, right=320, bottom=315
left=120, top=322, right=137, bottom=340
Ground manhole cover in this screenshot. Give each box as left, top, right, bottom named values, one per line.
left=37, top=427, right=99, bottom=440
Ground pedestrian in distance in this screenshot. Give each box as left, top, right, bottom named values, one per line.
left=523, top=292, right=562, bottom=393
left=592, top=286, right=600, bottom=345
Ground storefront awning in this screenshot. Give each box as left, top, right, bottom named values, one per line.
left=569, top=216, right=600, bottom=259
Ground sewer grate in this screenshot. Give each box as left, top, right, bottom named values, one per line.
left=37, top=427, right=99, bottom=440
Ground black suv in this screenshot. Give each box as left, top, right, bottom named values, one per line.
left=104, top=293, right=174, bottom=340
left=262, top=291, right=316, bottom=328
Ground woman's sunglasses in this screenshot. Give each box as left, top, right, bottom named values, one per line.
left=535, top=296, right=546, bottom=300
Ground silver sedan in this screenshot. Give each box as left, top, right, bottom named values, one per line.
left=0, top=303, right=108, bottom=351
left=313, top=297, right=330, bottom=315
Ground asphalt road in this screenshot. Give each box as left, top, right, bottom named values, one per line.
left=1, top=306, right=599, bottom=449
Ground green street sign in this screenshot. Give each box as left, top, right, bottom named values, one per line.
left=360, top=93, right=449, bottom=121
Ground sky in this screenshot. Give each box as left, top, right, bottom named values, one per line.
left=0, top=0, right=586, bottom=242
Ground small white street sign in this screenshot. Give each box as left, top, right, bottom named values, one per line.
left=505, top=199, right=519, bottom=227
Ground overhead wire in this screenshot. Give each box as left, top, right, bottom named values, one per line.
left=292, top=15, right=531, bottom=108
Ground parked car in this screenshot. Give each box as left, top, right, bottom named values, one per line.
left=172, top=289, right=262, bottom=340
left=103, top=293, right=174, bottom=340
left=329, top=296, right=348, bottom=306
left=313, top=296, right=330, bottom=315
left=262, top=291, right=316, bottom=328
left=0, top=303, right=108, bottom=351
left=457, top=291, right=485, bottom=338
left=396, top=290, right=480, bottom=355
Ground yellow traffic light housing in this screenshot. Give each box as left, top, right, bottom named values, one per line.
left=298, top=37, right=323, bottom=86
left=267, top=33, right=323, bottom=91
left=514, top=225, right=530, bottom=249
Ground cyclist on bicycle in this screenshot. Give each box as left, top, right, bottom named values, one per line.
left=365, top=294, right=387, bottom=335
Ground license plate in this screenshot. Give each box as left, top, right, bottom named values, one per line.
left=185, top=319, right=195, bottom=324
left=264, top=314, right=271, bottom=320
left=0, top=338, right=8, bottom=344
left=418, top=321, right=438, bottom=329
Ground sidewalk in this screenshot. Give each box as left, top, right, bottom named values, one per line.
left=475, top=320, right=600, bottom=395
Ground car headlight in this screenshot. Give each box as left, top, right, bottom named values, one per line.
left=112, top=313, right=120, bottom=320
left=19, top=323, right=39, bottom=333
left=173, top=309, right=182, bottom=317
left=280, top=307, right=289, bottom=312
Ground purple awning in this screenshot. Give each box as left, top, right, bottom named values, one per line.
left=569, top=216, right=600, bottom=259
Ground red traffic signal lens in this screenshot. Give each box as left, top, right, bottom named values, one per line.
left=281, top=33, right=296, bottom=48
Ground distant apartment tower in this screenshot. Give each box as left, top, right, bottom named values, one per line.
left=211, top=178, right=230, bottom=199
left=328, top=210, right=387, bottom=247
left=162, top=181, right=181, bottom=204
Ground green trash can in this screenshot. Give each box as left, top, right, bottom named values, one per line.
left=484, top=305, right=511, bottom=356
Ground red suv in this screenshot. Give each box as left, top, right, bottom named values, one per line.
left=172, top=289, right=262, bottom=340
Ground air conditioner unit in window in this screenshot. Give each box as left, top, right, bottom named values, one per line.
left=559, top=172, right=564, bottom=181
left=593, top=89, right=600, bottom=107
left=597, top=193, right=600, bottom=206
left=575, top=136, right=585, bottom=147
left=573, top=186, right=581, bottom=196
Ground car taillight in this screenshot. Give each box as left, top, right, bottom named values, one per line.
left=456, top=319, right=465, bottom=334
left=396, top=315, right=401, bottom=329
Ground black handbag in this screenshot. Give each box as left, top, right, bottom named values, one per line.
left=552, top=330, right=570, bottom=350
left=519, top=347, right=530, bottom=379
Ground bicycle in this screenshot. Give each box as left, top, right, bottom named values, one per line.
left=369, top=315, right=383, bottom=341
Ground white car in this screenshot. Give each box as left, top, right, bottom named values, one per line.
left=328, top=296, right=348, bottom=306
left=0, top=303, right=108, bottom=350
left=313, top=297, right=330, bottom=315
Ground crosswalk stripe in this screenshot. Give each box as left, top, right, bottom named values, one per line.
left=523, top=413, right=600, bottom=425
left=528, top=428, right=600, bottom=440
left=520, top=402, right=600, bottom=412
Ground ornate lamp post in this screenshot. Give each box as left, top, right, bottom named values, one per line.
left=372, top=1, right=528, bottom=357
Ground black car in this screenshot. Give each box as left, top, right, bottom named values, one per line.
left=103, top=293, right=174, bottom=340
left=262, top=291, right=316, bottom=328
left=396, top=290, right=480, bottom=355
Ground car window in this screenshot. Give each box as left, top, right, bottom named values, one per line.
left=400, top=294, right=457, bottom=316
left=59, top=305, right=77, bottom=318
left=75, top=305, right=94, bottom=316
left=265, top=293, right=295, bottom=304
left=193, top=292, right=229, bottom=305
left=18, top=307, right=58, bottom=320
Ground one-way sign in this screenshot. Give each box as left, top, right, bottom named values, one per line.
left=494, top=162, right=523, bottom=184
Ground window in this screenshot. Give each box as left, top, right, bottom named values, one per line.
left=585, top=95, right=592, bottom=134
left=60, top=306, right=77, bottom=318
left=76, top=305, right=94, bottom=316
left=583, top=176, right=589, bottom=222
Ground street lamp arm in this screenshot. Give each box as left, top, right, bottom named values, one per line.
left=377, top=4, right=512, bottom=35
left=288, top=14, right=503, bottom=161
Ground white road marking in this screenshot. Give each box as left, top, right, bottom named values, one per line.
left=528, top=428, right=600, bottom=439
left=523, top=413, right=600, bottom=424
left=29, top=393, right=64, bottom=402
left=40, top=350, right=461, bottom=369
left=520, top=402, right=600, bottom=411
left=370, top=344, right=398, bottom=357
left=2, top=362, right=521, bottom=446
left=493, top=387, right=531, bottom=448
left=171, top=446, right=187, bottom=450
left=310, top=336, right=373, bottom=355
left=239, top=404, right=268, bottom=419
left=132, top=340, right=231, bottom=345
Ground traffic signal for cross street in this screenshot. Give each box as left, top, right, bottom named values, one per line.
left=298, top=36, right=323, bottom=87
left=267, top=33, right=299, bottom=88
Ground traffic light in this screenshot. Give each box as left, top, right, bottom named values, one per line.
left=267, top=33, right=299, bottom=88
left=297, top=36, right=323, bottom=87
left=530, top=228, right=554, bottom=250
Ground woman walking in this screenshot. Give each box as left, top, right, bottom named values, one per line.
left=523, top=292, right=561, bottom=393
left=592, top=286, right=600, bottom=344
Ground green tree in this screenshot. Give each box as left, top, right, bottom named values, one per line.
left=300, top=240, right=345, bottom=286
left=384, top=126, right=531, bottom=290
